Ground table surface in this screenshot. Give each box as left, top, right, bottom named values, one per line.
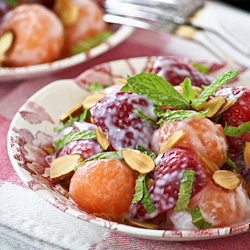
left=1, top=2, right=250, bottom=249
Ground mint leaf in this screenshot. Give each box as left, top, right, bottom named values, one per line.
left=89, top=82, right=104, bottom=93
left=132, top=174, right=146, bottom=203
left=136, top=145, right=155, bottom=160
left=192, top=69, right=239, bottom=108
left=133, top=108, right=159, bottom=127
left=3, top=0, right=17, bottom=7
left=174, top=170, right=195, bottom=212
left=132, top=173, right=155, bottom=213
left=125, top=73, right=189, bottom=109
left=187, top=205, right=211, bottom=229
left=71, top=31, right=113, bottom=55
left=53, top=109, right=91, bottom=132
left=141, top=176, right=155, bottom=214
left=224, top=121, right=250, bottom=137
left=74, top=151, right=123, bottom=170
left=55, top=130, right=96, bottom=151
left=157, top=110, right=208, bottom=125
left=180, top=78, right=195, bottom=103
left=192, top=64, right=209, bottom=75
left=153, top=105, right=165, bottom=117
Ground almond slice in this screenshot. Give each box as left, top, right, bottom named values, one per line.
left=215, top=98, right=236, bottom=116
left=117, top=78, right=126, bottom=84
left=126, top=219, right=159, bottom=229
left=43, top=146, right=55, bottom=155
left=95, top=127, right=110, bottom=150
left=54, top=0, right=79, bottom=25
left=59, top=103, right=83, bottom=122
left=50, top=154, right=83, bottom=182
left=212, top=170, right=241, bottom=190
left=197, top=152, right=220, bottom=173
left=121, top=148, right=155, bottom=174
left=205, top=96, right=226, bottom=118
left=243, top=141, right=250, bottom=168
left=82, top=93, right=105, bottom=110
left=0, top=29, right=15, bottom=63
left=159, top=130, right=186, bottom=154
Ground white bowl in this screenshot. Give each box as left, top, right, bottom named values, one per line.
left=7, top=56, right=250, bottom=241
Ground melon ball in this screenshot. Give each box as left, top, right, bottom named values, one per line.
left=69, top=159, right=135, bottom=216
left=0, top=4, right=64, bottom=67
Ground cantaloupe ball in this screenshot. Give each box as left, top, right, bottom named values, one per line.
left=0, top=4, right=64, bottom=67
left=69, top=159, right=135, bottom=216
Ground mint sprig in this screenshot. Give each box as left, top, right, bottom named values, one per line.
left=157, top=110, right=208, bottom=125
left=125, top=73, right=190, bottom=109
left=53, top=109, right=90, bottom=132
left=136, top=145, right=156, bottom=160
left=192, top=64, right=209, bottom=75
left=180, top=78, right=195, bottom=103
left=54, top=130, right=96, bottom=151
left=133, top=108, right=159, bottom=127
left=71, top=31, right=113, bottom=55
left=192, top=69, right=239, bottom=108
left=187, top=205, right=211, bottom=229
left=132, top=174, right=155, bottom=214
left=74, top=151, right=123, bottom=170
left=224, top=121, right=250, bottom=137
left=174, top=170, right=195, bottom=212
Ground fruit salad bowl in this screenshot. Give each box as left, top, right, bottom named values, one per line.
left=7, top=56, right=250, bottom=241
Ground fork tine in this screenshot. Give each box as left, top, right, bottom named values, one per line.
left=103, top=0, right=250, bottom=67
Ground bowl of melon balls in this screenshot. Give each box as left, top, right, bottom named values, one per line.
left=0, top=0, right=133, bottom=81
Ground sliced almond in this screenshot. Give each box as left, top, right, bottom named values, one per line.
left=216, top=98, right=236, bottom=116
left=117, top=78, right=126, bottom=84
left=146, top=176, right=153, bottom=189
left=43, top=146, right=55, bottom=155
left=212, top=170, right=241, bottom=190
left=195, top=101, right=208, bottom=112
left=197, top=152, right=220, bottom=173
left=159, top=130, right=186, bottom=154
left=126, top=219, right=159, bottom=229
left=59, top=103, right=83, bottom=122
left=243, top=141, right=250, bottom=168
left=0, top=29, right=15, bottom=63
left=90, top=116, right=95, bottom=124
left=94, top=213, right=126, bottom=224
left=82, top=93, right=105, bottom=110
left=50, top=154, right=83, bottom=183
left=95, top=127, right=110, bottom=150
left=205, top=96, right=226, bottom=118
left=53, top=0, right=79, bottom=26
left=121, top=148, right=155, bottom=174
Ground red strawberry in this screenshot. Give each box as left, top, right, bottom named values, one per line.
left=90, top=91, right=157, bottom=151
left=215, top=86, right=250, bottom=154
left=130, top=147, right=209, bottom=220
left=151, top=56, right=214, bottom=87
left=54, top=121, right=103, bottom=159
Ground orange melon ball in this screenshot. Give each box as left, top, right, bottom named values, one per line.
left=152, top=116, right=227, bottom=167
left=69, top=159, right=135, bottom=216
left=62, top=0, right=108, bottom=56
left=0, top=4, right=64, bottom=67
left=188, top=181, right=250, bottom=228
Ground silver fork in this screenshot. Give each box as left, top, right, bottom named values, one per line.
left=103, top=0, right=250, bottom=68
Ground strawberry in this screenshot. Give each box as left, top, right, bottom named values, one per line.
left=215, top=86, right=250, bottom=154
left=151, top=56, right=214, bottom=87
left=90, top=91, right=158, bottom=151
left=54, top=121, right=103, bottom=159
left=130, top=147, right=209, bottom=220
